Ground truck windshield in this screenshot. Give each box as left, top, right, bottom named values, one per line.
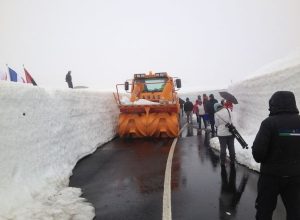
left=144, top=78, right=167, bottom=92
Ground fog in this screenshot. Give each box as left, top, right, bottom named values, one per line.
left=0, top=0, right=300, bottom=92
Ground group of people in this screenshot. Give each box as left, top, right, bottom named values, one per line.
left=183, top=93, right=235, bottom=168
left=183, top=91, right=300, bottom=220
left=183, top=93, right=233, bottom=136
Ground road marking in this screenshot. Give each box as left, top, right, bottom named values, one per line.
left=162, top=123, right=188, bottom=220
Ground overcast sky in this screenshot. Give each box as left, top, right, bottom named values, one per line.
left=0, top=0, right=300, bottom=92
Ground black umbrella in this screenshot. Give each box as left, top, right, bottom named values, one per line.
left=219, top=91, right=238, bottom=104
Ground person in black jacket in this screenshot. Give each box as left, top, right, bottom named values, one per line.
left=65, top=71, right=73, bottom=88
left=252, top=91, right=300, bottom=220
left=206, top=94, right=218, bottom=136
left=184, top=97, right=194, bottom=124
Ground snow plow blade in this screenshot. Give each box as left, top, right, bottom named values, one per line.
left=118, top=105, right=179, bottom=138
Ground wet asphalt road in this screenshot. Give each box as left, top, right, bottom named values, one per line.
left=70, top=124, right=285, bottom=220
left=70, top=138, right=172, bottom=219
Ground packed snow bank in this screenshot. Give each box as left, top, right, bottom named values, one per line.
left=246, top=50, right=300, bottom=80
left=0, top=82, right=118, bottom=219
left=210, top=54, right=300, bottom=171
left=120, top=95, right=160, bottom=105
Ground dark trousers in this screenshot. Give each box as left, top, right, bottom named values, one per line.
left=198, top=115, right=207, bottom=129
left=218, top=135, right=235, bottom=165
left=185, top=111, right=192, bottom=123
left=256, top=175, right=300, bottom=220
left=209, top=114, right=215, bottom=134
left=67, top=81, right=73, bottom=88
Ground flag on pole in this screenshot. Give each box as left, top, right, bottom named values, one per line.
left=24, top=67, right=37, bottom=86
left=8, top=67, right=25, bottom=83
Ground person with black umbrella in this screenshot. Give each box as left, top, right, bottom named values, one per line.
left=219, top=91, right=238, bottom=105
left=219, top=91, right=238, bottom=112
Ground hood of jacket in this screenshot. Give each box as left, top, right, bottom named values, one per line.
left=269, top=91, right=299, bottom=116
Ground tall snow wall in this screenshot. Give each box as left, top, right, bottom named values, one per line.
left=210, top=55, right=300, bottom=170
left=0, top=82, right=118, bottom=219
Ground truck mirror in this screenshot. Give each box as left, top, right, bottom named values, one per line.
left=176, top=79, right=181, bottom=88
left=125, top=81, right=129, bottom=90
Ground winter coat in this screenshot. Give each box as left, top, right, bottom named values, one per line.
left=193, top=100, right=199, bottom=114
left=206, top=98, right=218, bottom=115
left=224, top=101, right=233, bottom=111
left=203, top=97, right=208, bottom=113
left=198, top=101, right=205, bottom=115
left=66, top=73, right=72, bottom=82
left=215, top=107, right=233, bottom=136
left=184, top=101, right=194, bottom=112
left=203, top=98, right=208, bottom=113
left=193, top=101, right=205, bottom=115
left=252, top=91, right=300, bottom=177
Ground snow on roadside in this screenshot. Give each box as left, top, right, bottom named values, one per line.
left=179, top=52, right=300, bottom=171
left=0, top=81, right=119, bottom=219
left=210, top=53, right=300, bottom=171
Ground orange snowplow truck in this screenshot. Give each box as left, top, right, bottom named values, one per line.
left=114, top=72, right=182, bottom=138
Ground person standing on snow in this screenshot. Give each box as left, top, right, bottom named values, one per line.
left=184, top=97, right=194, bottom=124
left=206, top=94, right=218, bottom=136
left=65, top=71, right=73, bottom=88
left=214, top=103, right=235, bottom=166
left=252, top=91, right=300, bottom=220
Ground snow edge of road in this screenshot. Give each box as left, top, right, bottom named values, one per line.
left=162, top=123, right=188, bottom=220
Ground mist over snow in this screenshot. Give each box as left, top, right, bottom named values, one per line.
left=0, top=52, right=299, bottom=218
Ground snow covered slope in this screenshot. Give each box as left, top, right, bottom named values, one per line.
left=0, top=82, right=118, bottom=219
left=210, top=54, right=300, bottom=171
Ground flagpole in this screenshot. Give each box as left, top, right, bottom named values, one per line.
left=6, top=64, right=10, bottom=81
left=22, top=64, right=26, bottom=83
